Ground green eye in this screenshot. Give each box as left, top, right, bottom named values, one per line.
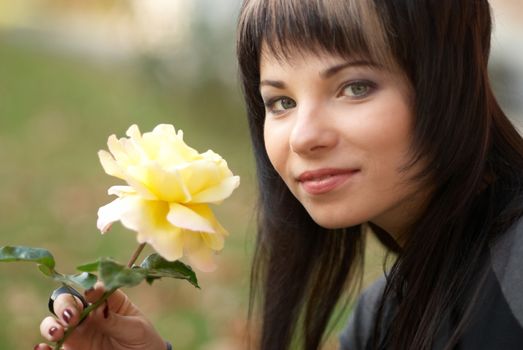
left=275, top=97, right=296, bottom=110
left=265, top=97, right=296, bottom=114
left=343, top=81, right=373, bottom=98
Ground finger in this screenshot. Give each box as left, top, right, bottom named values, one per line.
left=91, top=307, right=155, bottom=345
left=52, top=293, right=85, bottom=327
left=106, top=289, right=134, bottom=314
left=84, top=281, right=105, bottom=303
left=85, top=282, right=133, bottom=315
left=34, top=343, right=53, bottom=350
left=40, top=316, right=65, bottom=342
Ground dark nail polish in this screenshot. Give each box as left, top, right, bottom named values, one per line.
left=103, top=304, right=109, bottom=319
left=34, top=345, right=40, bottom=350
left=85, top=287, right=95, bottom=294
left=49, top=326, right=58, bottom=336
left=63, top=309, right=73, bottom=323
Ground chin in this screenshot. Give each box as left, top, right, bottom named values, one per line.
left=308, top=213, right=364, bottom=230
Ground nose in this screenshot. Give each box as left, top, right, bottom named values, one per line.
left=289, top=102, right=338, bottom=156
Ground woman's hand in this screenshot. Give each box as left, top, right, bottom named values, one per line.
left=35, top=283, right=168, bottom=350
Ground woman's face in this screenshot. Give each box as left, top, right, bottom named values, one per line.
left=260, top=49, right=428, bottom=237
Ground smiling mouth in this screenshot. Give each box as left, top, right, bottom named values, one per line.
left=297, top=169, right=360, bottom=195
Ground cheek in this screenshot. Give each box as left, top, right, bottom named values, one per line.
left=353, top=95, right=413, bottom=161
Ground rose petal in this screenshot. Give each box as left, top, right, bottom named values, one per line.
left=178, top=160, right=220, bottom=195
left=122, top=166, right=159, bottom=200
left=141, top=163, right=192, bottom=202
left=126, top=124, right=142, bottom=139
left=97, top=196, right=138, bottom=233
left=98, top=150, right=125, bottom=179
left=184, top=234, right=217, bottom=272
left=147, top=126, right=201, bottom=166
left=151, top=123, right=176, bottom=136
left=107, top=134, right=127, bottom=162
left=126, top=125, right=153, bottom=162
left=137, top=226, right=184, bottom=262
left=119, top=198, right=167, bottom=233
left=191, top=176, right=240, bottom=203
left=107, top=185, right=136, bottom=197
left=201, top=231, right=225, bottom=251
left=167, top=203, right=216, bottom=233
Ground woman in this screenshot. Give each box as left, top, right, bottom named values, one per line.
left=36, top=0, right=523, bottom=349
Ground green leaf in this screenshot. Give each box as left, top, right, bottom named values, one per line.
left=38, top=264, right=55, bottom=277
left=140, top=254, right=199, bottom=289
left=79, top=258, right=149, bottom=290
left=98, top=258, right=147, bottom=290
left=61, top=272, right=98, bottom=290
left=145, top=275, right=162, bottom=285
left=0, top=246, right=55, bottom=269
left=76, top=260, right=100, bottom=272
left=0, top=246, right=95, bottom=289
left=43, top=268, right=98, bottom=290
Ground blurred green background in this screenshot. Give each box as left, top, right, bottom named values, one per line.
left=0, top=1, right=521, bottom=349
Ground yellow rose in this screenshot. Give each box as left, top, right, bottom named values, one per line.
left=96, top=124, right=240, bottom=272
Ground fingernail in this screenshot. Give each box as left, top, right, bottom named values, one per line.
left=49, top=326, right=58, bottom=336
left=34, top=345, right=41, bottom=350
left=103, top=303, right=109, bottom=319
left=85, top=287, right=95, bottom=294
left=63, top=308, right=73, bottom=323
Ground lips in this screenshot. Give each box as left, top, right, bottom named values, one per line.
left=297, top=168, right=359, bottom=195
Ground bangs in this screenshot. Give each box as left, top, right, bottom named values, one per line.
left=238, top=0, right=394, bottom=67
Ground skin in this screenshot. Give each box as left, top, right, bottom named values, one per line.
left=36, top=48, right=430, bottom=350
left=260, top=48, right=429, bottom=239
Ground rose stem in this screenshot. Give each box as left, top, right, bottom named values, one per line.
left=127, top=242, right=147, bottom=268
left=53, top=243, right=147, bottom=350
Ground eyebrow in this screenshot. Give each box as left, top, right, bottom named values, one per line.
left=259, top=79, right=286, bottom=89
left=320, top=60, right=379, bottom=79
left=259, top=59, right=379, bottom=89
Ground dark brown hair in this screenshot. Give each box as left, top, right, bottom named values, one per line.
left=236, top=0, right=523, bottom=349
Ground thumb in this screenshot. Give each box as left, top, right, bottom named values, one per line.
left=95, top=307, right=149, bottom=344
left=88, top=292, right=153, bottom=345
left=85, top=284, right=135, bottom=316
